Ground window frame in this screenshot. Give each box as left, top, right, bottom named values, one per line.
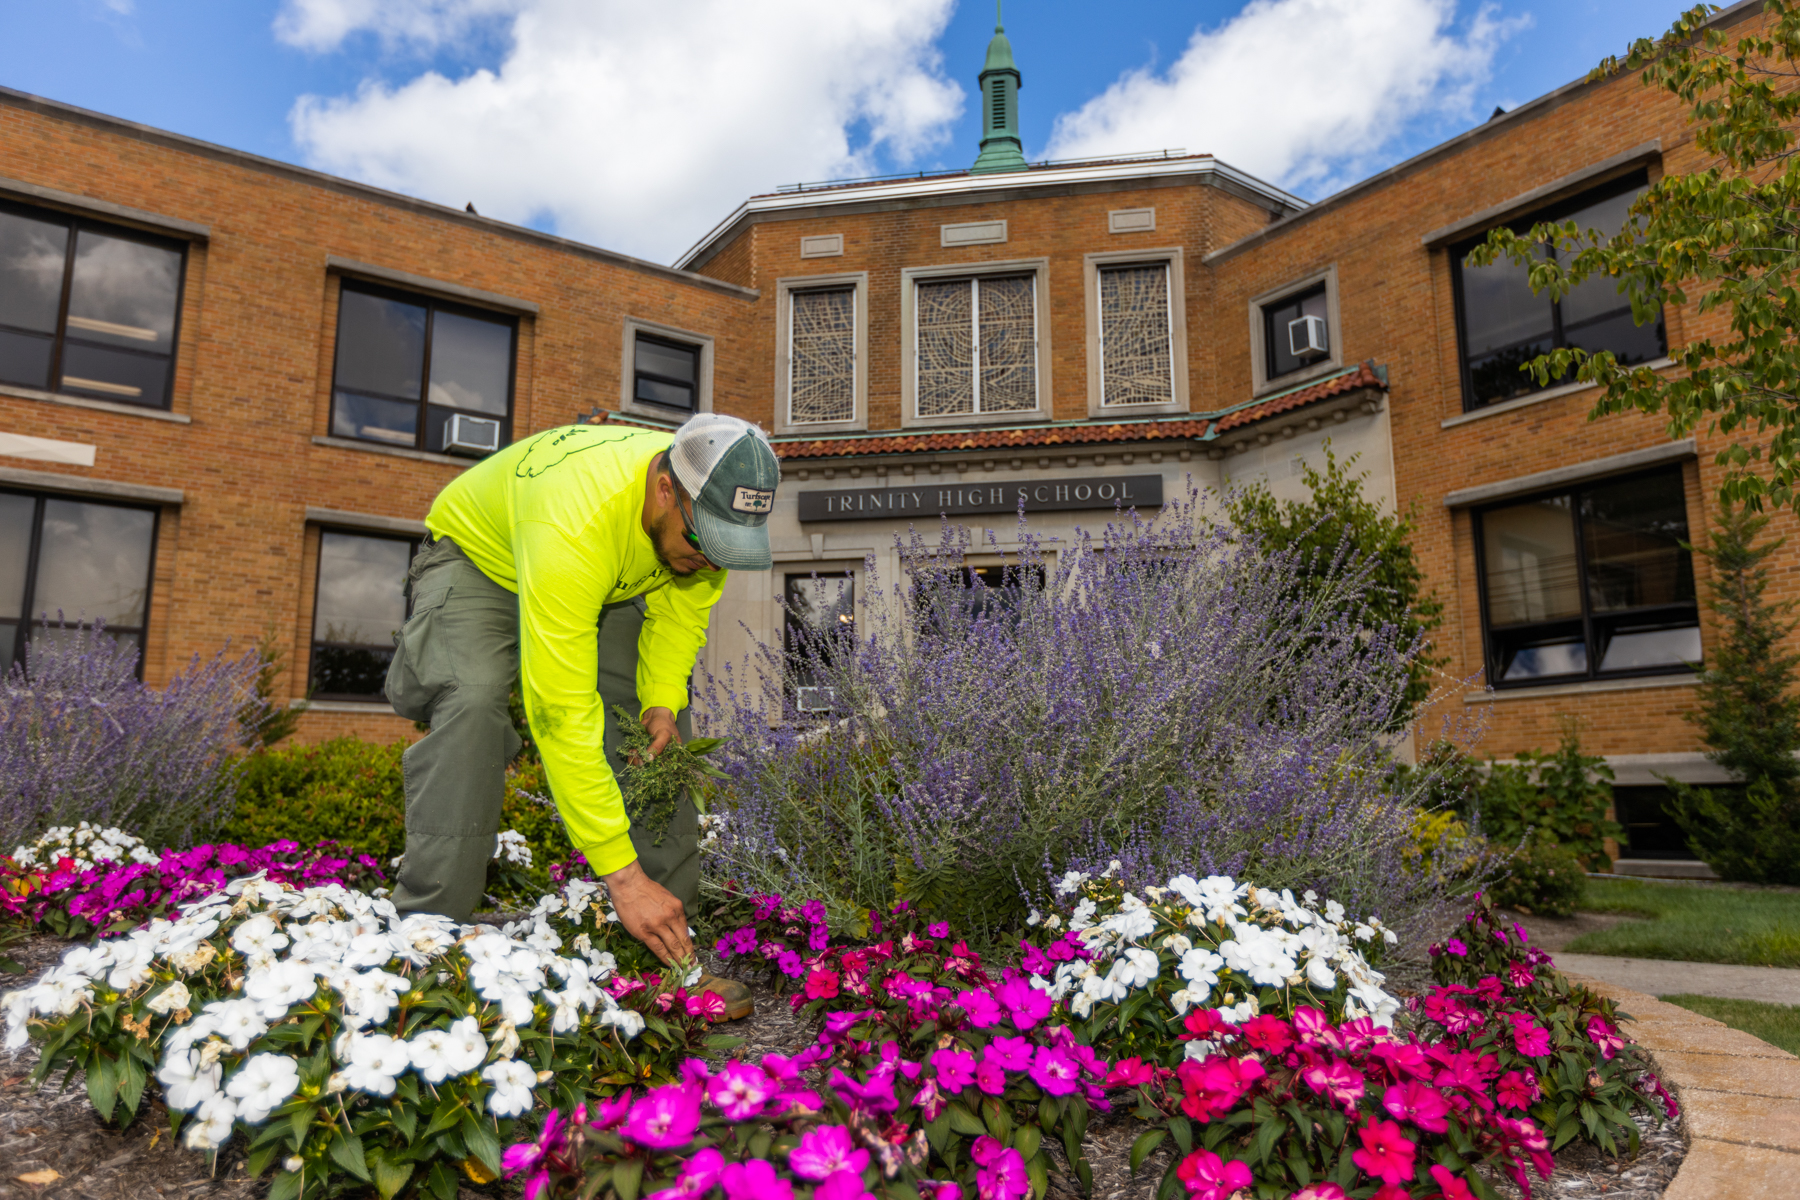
left=327, top=278, right=518, bottom=456
left=1084, top=247, right=1189, bottom=417
left=774, top=272, right=868, bottom=434
left=0, top=487, right=161, bottom=676
left=306, top=526, right=421, bottom=704
left=899, top=257, right=1052, bottom=429
left=0, top=198, right=189, bottom=412
left=1247, top=265, right=1342, bottom=396
left=1450, top=169, right=1667, bottom=413
left=618, top=316, right=714, bottom=421
left=1471, top=464, right=1701, bottom=690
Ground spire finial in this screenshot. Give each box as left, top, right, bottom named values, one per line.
left=971, top=3, right=1026, bottom=173
left=996, top=0, right=1003, bottom=32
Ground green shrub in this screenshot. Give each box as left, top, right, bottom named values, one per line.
left=218, top=737, right=408, bottom=863
left=1487, top=838, right=1586, bottom=917
left=1474, top=722, right=1620, bottom=870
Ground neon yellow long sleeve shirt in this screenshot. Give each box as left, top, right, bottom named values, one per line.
left=423, top=424, right=726, bottom=875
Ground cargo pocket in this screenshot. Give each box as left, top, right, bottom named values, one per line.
left=385, top=585, right=452, bottom=722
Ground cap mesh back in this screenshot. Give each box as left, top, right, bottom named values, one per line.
left=671, top=413, right=770, bottom=494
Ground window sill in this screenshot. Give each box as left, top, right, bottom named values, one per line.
left=289, top=698, right=400, bottom=715
left=899, top=409, right=1053, bottom=431
left=312, top=435, right=478, bottom=468
left=1463, top=672, right=1699, bottom=704
left=1441, top=359, right=1674, bottom=428
left=0, top=383, right=192, bottom=424
left=1253, top=358, right=1342, bottom=399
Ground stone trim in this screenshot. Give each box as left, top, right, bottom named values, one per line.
left=1565, top=974, right=1800, bottom=1196
left=0, top=173, right=210, bottom=240
left=304, top=506, right=429, bottom=537
left=0, top=382, right=193, bottom=423
left=0, top=464, right=182, bottom=505
left=311, top=435, right=473, bottom=468
left=1443, top=439, right=1696, bottom=508
left=1463, top=673, right=1699, bottom=704
left=325, top=256, right=540, bottom=315
left=1419, top=140, right=1663, bottom=247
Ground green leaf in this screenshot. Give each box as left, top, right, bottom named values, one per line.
left=614, top=1157, right=645, bottom=1200
left=748, top=1130, right=773, bottom=1161
left=1129, top=1128, right=1166, bottom=1174
left=117, top=1055, right=147, bottom=1120
left=926, top=1112, right=951, bottom=1151
left=579, top=1167, right=613, bottom=1200
left=1251, top=1116, right=1284, bottom=1166
left=460, top=1111, right=501, bottom=1178
left=1013, top=1124, right=1042, bottom=1163
left=1156, top=1158, right=1183, bottom=1200
left=87, top=1054, right=118, bottom=1124
left=946, top=1102, right=986, bottom=1137
left=247, top=1141, right=284, bottom=1178
left=982, top=1096, right=1013, bottom=1142
left=373, top=1153, right=414, bottom=1200
left=426, top=1161, right=458, bottom=1200
left=331, top=1131, right=372, bottom=1182
left=1027, top=1152, right=1050, bottom=1200
left=425, top=1099, right=466, bottom=1137
left=390, top=1101, right=418, bottom=1143
left=287, top=1104, right=314, bottom=1146
left=266, top=1169, right=303, bottom=1200
left=1075, top=1158, right=1093, bottom=1196
left=1168, top=1116, right=1194, bottom=1156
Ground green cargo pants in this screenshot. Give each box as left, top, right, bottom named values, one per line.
left=384, top=535, right=699, bottom=922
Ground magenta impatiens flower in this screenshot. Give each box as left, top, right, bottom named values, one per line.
left=806, top=968, right=842, bottom=1000
left=992, top=976, right=1052, bottom=1030
left=956, top=989, right=1005, bottom=1027
left=1174, top=1149, right=1252, bottom=1200
left=1427, top=1163, right=1477, bottom=1200
left=1507, top=962, right=1536, bottom=989
left=1350, top=1119, right=1416, bottom=1184
left=828, top=1068, right=899, bottom=1114
left=1509, top=1013, right=1552, bottom=1058
left=1496, top=1069, right=1539, bottom=1110
left=974, top=1058, right=1007, bottom=1096
left=707, top=1063, right=777, bottom=1120
left=1301, top=1060, right=1366, bottom=1109
left=928, top=921, right=950, bottom=937
left=1446, top=937, right=1469, bottom=957
left=620, top=1085, right=701, bottom=1150
left=972, top=1140, right=1030, bottom=1200
left=1290, top=1185, right=1347, bottom=1200
left=1587, top=1015, right=1625, bottom=1060
left=814, top=1169, right=874, bottom=1200
left=1382, top=1080, right=1450, bottom=1133
left=1104, top=1056, right=1154, bottom=1087
left=1028, top=1045, right=1081, bottom=1096
left=984, top=1036, right=1035, bottom=1072
left=931, top=1048, right=978, bottom=1094
left=788, top=1124, right=870, bottom=1181
left=721, top=1159, right=792, bottom=1200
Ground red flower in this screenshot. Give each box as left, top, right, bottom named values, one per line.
left=806, top=969, right=841, bottom=1000
left=1496, top=1069, right=1539, bottom=1110
left=1175, top=1055, right=1265, bottom=1122
left=1240, top=1015, right=1294, bottom=1056
left=1181, top=1007, right=1234, bottom=1042
left=1301, top=1060, right=1366, bottom=1109
left=1381, top=1080, right=1450, bottom=1134
left=1426, top=1165, right=1476, bottom=1200
left=1349, top=1118, right=1416, bottom=1185
left=1104, top=1056, right=1154, bottom=1088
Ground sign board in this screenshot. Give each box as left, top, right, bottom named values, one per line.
left=796, top=474, right=1163, bottom=522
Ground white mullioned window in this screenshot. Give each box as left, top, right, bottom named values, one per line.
left=787, top=287, right=856, bottom=425
left=1098, top=262, right=1174, bottom=407
left=914, top=274, right=1038, bottom=418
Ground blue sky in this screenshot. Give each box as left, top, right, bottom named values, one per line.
left=0, top=0, right=1695, bottom=262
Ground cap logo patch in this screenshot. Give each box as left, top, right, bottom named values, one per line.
left=731, top=486, right=774, bottom=514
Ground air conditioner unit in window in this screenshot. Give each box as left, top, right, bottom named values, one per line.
left=1288, top=314, right=1330, bottom=360
left=443, top=413, right=501, bottom=456
left=795, top=686, right=838, bottom=713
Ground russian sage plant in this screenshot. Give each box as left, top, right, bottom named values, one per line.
left=699, top=492, right=1465, bottom=954
left=0, top=623, right=259, bottom=850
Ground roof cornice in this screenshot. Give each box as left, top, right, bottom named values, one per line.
left=0, top=85, right=759, bottom=301
left=674, top=156, right=1306, bottom=272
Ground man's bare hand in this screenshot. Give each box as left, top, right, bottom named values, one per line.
left=604, top=859, right=692, bottom=965
left=637, top=706, right=682, bottom=763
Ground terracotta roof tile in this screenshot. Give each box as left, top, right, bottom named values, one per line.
left=1212, top=361, right=1386, bottom=433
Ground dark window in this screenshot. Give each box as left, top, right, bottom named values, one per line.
left=1453, top=171, right=1667, bottom=410
left=1262, top=284, right=1329, bottom=381
left=0, top=203, right=185, bottom=409
left=0, top=490, right=159, bottom=672
left=310, top=531, right=418, bottom=701
left=330, top=281, right=516, bottom=455
left=1613, top=784, right=1707, bottom=860
left=633, top=333, right=701, bottom=412
left=1476, top=466, right=1699, bottom=687
left=784, top=572, right=854, bottom=709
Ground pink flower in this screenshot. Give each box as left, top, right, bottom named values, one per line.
left=815, top=1170, right=873, bottom=1200
left=929, top=922, right=951, bottom=938
left=586, top=1092, right=632, bottom=1130
left=1175, top=1149, right=1252, bottom=1200
left=1509, top=1015, right=1551, bottom=1059
left=789, top=1125, right=870, bottom=1181
left=1446, top=937, right=1468, bottom=957
left=1474, top=977, right=1505, bottom=1005
left=648, top=1148, right=725, bottom=1200
left=1382, top=1080, right=1450, bottom=1133
left=1176, top=1055, right=1266, bottom=1122
left=807, top=968, right=842, bottom=1000
left=1105, top=1056, right=1155, bottom=1087
left=708, top=1063, right=777, bottom=1120
left=957, top=989, right=1005, bottom=1027
left=921, top=1186, right=964, bottom=1200
left=971, top=1136, right=1004, bottom=1165
left=1350, top=1119, right=1416, bottom=1185
left=686, top=990, right=727, bottom=1021
left=1301, top=1061, right=1366, bottom=1109
left=1496, top=1070, right=1538, bottom=1110
left=1426, top=1164, right=1475, bottom=1200
left=1507, top=962, right=1536, bottom=989
left=1029, top=1046, right=1081, bottom=1096
left=1241, top=1016, right=1295, bottom=1056
left=722, top=1160, right=792, bottom=1200
left=984, top=1037, right=1036, bottom=1072
left=500, top=1110, right=563, bottom=1200
left=975, top=1059, right=1007, bottom=1096
left=1587, top=1016, right=1625, bottom=1060
left=932, top=1048, right=978, bottom=1093
left=1289, top=1186, right=1347, bottom=1200
left=1370, top=1187, right=1411, bottom=1200
left=620, top=1085, right=701, bottom=1150
left=975, top=1145, right=1030, bottom=1200
left=777, top=950, right=804, bottom=976
left=993, top=976, right=1052, bottom=1030
left=828, top=1068, right=899, bottom=1114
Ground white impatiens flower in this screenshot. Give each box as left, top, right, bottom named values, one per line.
left=225, top=1053, right=300, bottom=1124
left=229, top=915, right=290, bottom=958
left=183, top=1093, right=238, bottom=1149
left=145, top=980, right=192, bottom=1015
left=1069, top=899, right=1098, bottom=930
left=245, top=961, right=317, bottom=1017
left=106, top=942, right=157, bottom=992
left=1114, top=947, right=1161, bottom=989
left=343, top=1033, right=411, bottom=1096
left=598, top=1008, right=645, bottom=1039
left=208, top=998, right=271, bottom=1051
left=157, top=1048, right=221, bottom=1111
left=1053, top=870, right=1090, bottom=897
left=493, top=829, right=533, bottom=866
left=1177, top=947, right=1224, bottom=993
left=344, top=931, right=398, bottom=970
left=482, top=1059, right=537, bottom=1117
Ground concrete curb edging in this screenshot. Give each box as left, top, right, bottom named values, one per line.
left=1563, top=971, right=1800, bottom=1198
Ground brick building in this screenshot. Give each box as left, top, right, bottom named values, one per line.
left=0, top=1, right=1778, bottom=863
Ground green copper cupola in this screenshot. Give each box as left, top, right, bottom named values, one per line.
left=971, top=1, right=1027, bottom=174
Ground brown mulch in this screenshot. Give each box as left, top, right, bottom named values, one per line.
left=0, top=935, right=1688, bottom=1199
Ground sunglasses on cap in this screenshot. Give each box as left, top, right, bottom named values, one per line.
left=676, top=489, right=705, bottom=556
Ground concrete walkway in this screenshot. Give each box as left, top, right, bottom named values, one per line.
left=1557, top=952, right=1800, bottom=1006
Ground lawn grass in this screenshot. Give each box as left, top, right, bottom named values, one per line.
left=1658, top=993, right=1800, bottom=1055
left=1563, top=876, right=1800, bottom=967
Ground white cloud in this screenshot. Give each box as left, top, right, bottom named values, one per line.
left=278, top=0, right=962, bottom=262
left=1045, top=0, right=1527, bottom=198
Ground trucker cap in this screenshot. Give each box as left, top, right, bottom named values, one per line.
left=668, top=413, right=780, bottom=571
